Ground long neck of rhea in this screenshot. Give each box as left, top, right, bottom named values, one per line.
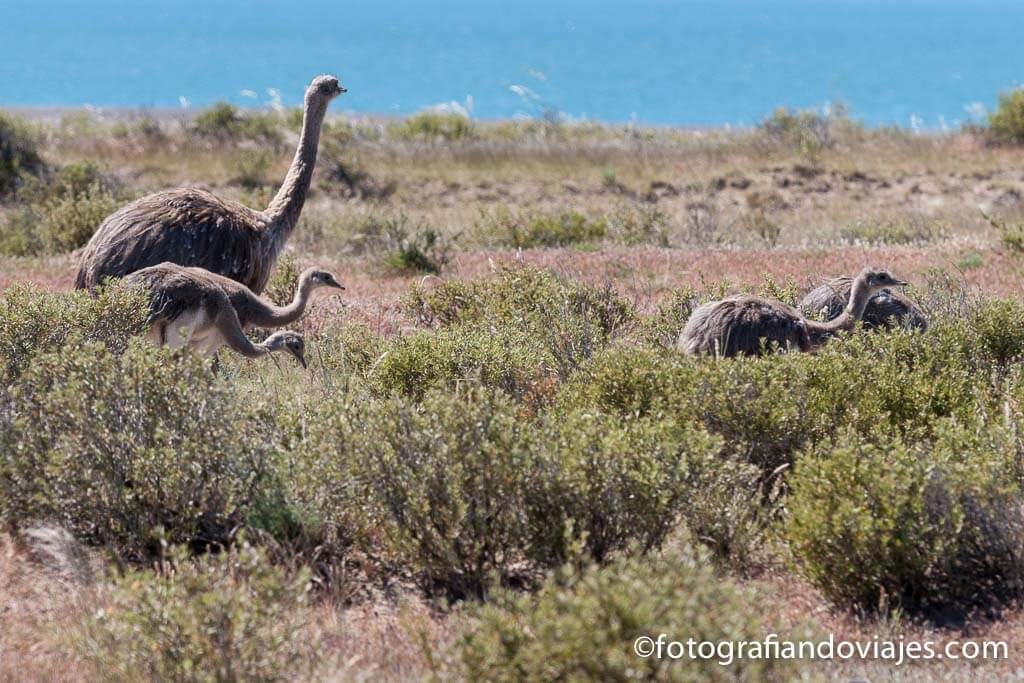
left=246, top=276, right=315, bottom=328
left=805, top=277, right=874, bottom=335
left=262, top=97, right=328, bottom=248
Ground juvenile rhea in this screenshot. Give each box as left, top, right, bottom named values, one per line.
left=678, top=267, right=908, bottom=357
left=800, top=275, right=927, bottom=331
left=124, top=262, right=345, bottom=366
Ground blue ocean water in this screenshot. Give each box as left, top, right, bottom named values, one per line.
left=1, top=0, right=1021, bottom=127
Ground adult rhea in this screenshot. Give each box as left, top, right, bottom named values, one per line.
left=75, top=74, right=346, bottom=293
left=678, top=267, right=908, bottom=357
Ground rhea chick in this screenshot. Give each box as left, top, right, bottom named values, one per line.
left=124, top=262, right=344, bottom=366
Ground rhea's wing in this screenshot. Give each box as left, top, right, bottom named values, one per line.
left=799, top=278, right=853, bottom=322
left=123, top=263, right=207, bottom=327
left=75, top=189, right=269, bottom=292
left=681, top=297, right=805, bottom=357
left=863, top=289, right=929, bottom=331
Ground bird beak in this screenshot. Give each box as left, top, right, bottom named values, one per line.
left=333, top=282, right=346, bottom=290
left=297, top=354, right=308, bottom=369
left=893, top=280, right=909, bottom=287
left=338, top=86, right=348, bottom=94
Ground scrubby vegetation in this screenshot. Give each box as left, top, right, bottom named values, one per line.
left=4, top=98, right=1024, bottom=679
left=3, top=261, right=1024, bottom=678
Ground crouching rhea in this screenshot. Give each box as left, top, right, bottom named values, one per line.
left=678, top=267, right=908, bottom=357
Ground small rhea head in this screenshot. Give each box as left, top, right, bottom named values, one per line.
left=860, top=267, right=908, bottom=292
left=264, top=331, right=307, bottom=368
left=305, top=268, right=345, bottom=291
left=307, top=74, right=346, bottom=101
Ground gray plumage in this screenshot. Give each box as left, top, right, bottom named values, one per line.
left=122, top=262, right=343, bottom=367
left=800, top=276, right=928, bottom=331
left=678, top=267, right=909, bottom=357
left=74, top=75, right=346, bottom=293
left=126, top=262, right=344, bottom=333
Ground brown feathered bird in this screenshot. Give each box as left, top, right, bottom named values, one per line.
left=800, top=276, right=927, bottom=331
left=678, top=267, right=908, bottom=357
left=75, top=74, right=346, bottom=293
left=124, top=262, right=344, bottom=364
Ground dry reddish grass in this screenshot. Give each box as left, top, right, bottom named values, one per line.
left=6, top=243, right=1023, bottom=338
left=756, top=571, right=1024, bottom=679
left=0, top=535, right=89, bottom=682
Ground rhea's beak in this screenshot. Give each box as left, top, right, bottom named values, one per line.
left=893, top=279, right=909, bottom=287
left=338, top=85, right=348, bottom=94
left=297, top=353, right=308, bottom=369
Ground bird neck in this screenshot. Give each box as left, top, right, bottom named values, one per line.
left=249, top=276, right=315, bottom=328
left=262, top=97, right=328, bottom=246
left=806, top=275, right=873, bottom=334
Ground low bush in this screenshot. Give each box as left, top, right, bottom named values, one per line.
left=476, top=206, right=608, bottom=248
left=342, top=213, right=451, bottom=274
left=192, top=102, right=283, bottom=145
left=70, top=543, right=320, bottom=682
left=786, top=422, right=1024, bottom=615
left=352, top=388, right=538, bottom=598
left=393, top=111, right=474, bottom=141
left=444, top=539, right=806, bottom=681
left=0, top=342, right=277, bottom=560
left=839, top=216, right=947, bottom=246
left=572, top=324, right=986, bottom=477
left=0, top=283, right=149, bottom=383
left=0, top=112, right=45, bottom=196
left=374, top=323, right=554, bottom=400
left=988, top=88, right=1024, bottom=144
left=604, top=202, right=671, bottom=246
left=233, top=149, right=274, bottom=189
left=528, top=412, right=722, bottom=565
left=0, top=162, right=124, bottom=255
left=759, top=103, right=858, bottom=165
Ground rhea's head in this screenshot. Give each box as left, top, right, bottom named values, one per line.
left=858, top=267, right=908, bottom=293
left=265, top=330, right=307, bottom=368
left=306, top=74, right=346, bottom=102
left=301, top=268, right=346, bottom=292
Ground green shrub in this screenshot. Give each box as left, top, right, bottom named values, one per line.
left=0, top=112, right=45, bottom=196
left=786, top=423, right=1024, bottom=614
left=477, top=206, right=608, bottom=248
left=233, top=149, right=273, bottom=189
left=759, top=103, right=857, bottom=165
left=573, top=326, right=985, bottom=477
left=988, top=88, right=1024, bottom=144
left=374, top=323, right=554, bottom=400
left=71, top=543, right=320, bottom=682
left=635, top=287, right=701, bottom=349
left=444, top=539, right=806, bottom=681
left=342, top=214, right=450, bottom=274
left=605, top=203, right=671, bottom=246
left=192, top=102, right=283, bottom=145
left=267, top=394, right=372, bottom=569
left=383, top=225, right=449, bottom=274
left=839, top=216, right=947, bottom=245
left=353, top=388, right=538, bottom=598
left=528, top=412, right=723, bottom=565
left=970, top=298, right=1024, bottom=365
left=0, top=283, right=149, bottom=383
left=394, top=111, right=474, bottom=141
left=404, top=266, right=634, bottom=382
left=981, top=208, right=1024, bottom=253
left=0, top=342, right=276, bottom=560
left=0, top=162, right=124, bottom=255
left=264, top=252, right=300, bottom=307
